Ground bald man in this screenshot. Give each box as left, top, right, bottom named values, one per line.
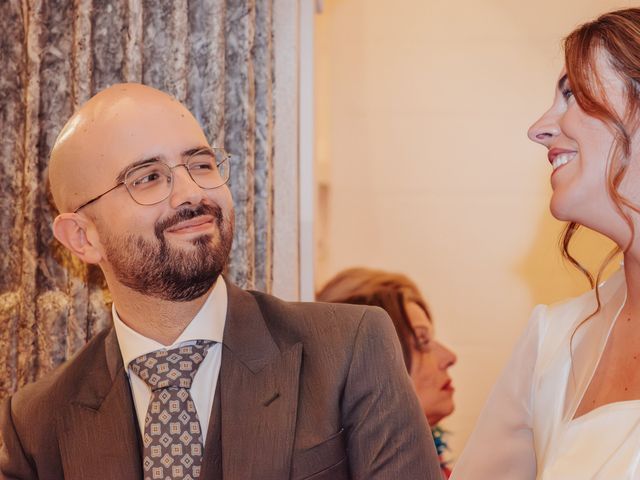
left=0, top=84, right=441, bottom=480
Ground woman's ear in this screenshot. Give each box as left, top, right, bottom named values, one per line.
left=52, top=213, right=103, bottom=264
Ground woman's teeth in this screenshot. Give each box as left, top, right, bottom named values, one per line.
left=552, top=152, right=576, bottom=171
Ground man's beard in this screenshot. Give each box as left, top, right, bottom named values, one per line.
left=99, top=203, right=234, bottom=302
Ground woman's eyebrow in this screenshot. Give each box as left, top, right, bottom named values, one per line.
left=557, top=74, right=569, bottom=92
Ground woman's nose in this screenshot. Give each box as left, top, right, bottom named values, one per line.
left=527, top=108, right=560, bottom=146
left=436, top=341, right=457, bottom=369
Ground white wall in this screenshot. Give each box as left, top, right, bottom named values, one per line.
left=314, top=0, right=635, bottom=461
left=272, top=0, right=300, bottom=300
left=272, top=0, right=316, bottom=301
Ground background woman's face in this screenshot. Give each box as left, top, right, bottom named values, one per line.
left=405, top=301, right=457, bottom=426
left=527, top=50, right=639, bottom=243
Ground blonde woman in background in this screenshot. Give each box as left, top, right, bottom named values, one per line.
left=317, top=268, right=457, bottom=478
left=453, top=8, right=640, bottom=479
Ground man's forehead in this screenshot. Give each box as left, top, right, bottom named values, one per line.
left=85, top=83, right=190, bottom=122
left=70, top=87, right=203, bottom=153
left=49, top=84, right=207, bottom=211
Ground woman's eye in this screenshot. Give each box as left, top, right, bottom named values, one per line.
left=562, top=87, right=574, bottom=100
left=416, top=337, right=431, bottom=352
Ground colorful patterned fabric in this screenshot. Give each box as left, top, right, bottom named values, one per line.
left=433, top=426, right=452, bottom=479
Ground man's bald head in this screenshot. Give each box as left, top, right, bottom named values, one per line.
left=49, top=83, right=208, bottom=213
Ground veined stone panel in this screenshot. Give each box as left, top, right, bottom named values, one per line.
left=225, top=0, right=257, bottom=289
left=253, top=0, right=274, bottom=293
left=0, top=0, right=27, bottom=396
left=0, top=0, right=275, bottom=398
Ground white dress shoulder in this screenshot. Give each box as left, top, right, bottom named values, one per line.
left=451, top=270, right=640, bottom=479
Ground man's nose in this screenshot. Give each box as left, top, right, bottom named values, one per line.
left=169, top=164, right=205, bottom=208
left=527, top=108, right=560, bottom=147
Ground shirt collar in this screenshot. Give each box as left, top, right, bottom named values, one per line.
left=112, top=277, right=227, bottom=370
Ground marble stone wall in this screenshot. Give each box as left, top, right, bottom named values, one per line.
left=0, top=0, right=275, bottom=398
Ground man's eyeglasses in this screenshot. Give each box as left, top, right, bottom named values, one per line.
left=73, top=147, right=230, bottom=213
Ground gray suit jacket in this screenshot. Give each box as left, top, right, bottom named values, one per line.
left=0, top=281, right=441, bottom=479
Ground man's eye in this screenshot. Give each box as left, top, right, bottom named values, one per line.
left=132, top=172, right=162, bottom=187
left=190, top=162, right=214, bottom=171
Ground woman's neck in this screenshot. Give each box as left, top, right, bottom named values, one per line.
left=623, top=251, right=640, bottom=313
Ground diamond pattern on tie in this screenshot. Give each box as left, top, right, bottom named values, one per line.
left=130, top=341, right=213, bottom=480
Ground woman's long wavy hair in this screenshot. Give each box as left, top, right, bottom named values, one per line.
left=316, top=267, right=430, bottom=372
left=562, top=8, right=640, bottom=328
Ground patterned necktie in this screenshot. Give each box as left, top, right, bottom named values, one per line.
left=129, top=340, right=214, bottom=480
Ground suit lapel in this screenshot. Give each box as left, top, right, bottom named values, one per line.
left=220, top=282, right=303, bottom=480
left=58, top=329, right=142, bottom=479
left=200, top=378, right=223, bottom=480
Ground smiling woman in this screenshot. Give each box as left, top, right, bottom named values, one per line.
left=452, top=8, right=640, bottom=479
left=527, top=61, right=631, bottom=240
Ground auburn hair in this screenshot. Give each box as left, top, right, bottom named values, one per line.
left=562, top=8, right=640, bottom=324
left=316, top=267, right=430, bottom=372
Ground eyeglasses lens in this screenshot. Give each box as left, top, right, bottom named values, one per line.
left=187, top=149, right=230, bottom=189
left=124, top=149, right=230, bottom=205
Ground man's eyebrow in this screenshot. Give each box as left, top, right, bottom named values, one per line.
left=557, top=74, right=569, bottom=92
left=115, top=157, right=160, bottom=183
left=183, top=145, right=215, bottom=157
left=114, top=146, right=215, bottom=183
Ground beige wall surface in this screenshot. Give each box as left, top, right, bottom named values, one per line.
left=314, top=0, right=635, bottom=462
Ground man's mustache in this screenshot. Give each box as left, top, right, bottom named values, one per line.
left=154, top=204, right=224, bottom=239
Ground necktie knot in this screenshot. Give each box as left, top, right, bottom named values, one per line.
left=129, top=340, right=213, bottom=391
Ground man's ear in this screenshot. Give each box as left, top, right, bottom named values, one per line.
left=52, top=213, right=103, bottom=264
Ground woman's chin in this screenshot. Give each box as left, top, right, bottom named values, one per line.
left=549, top=196, right=573, bottom=222
left=426, top=403, right=455, bottom=426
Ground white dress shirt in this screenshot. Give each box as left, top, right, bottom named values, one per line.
left=112, top=278, right=227, bottom=445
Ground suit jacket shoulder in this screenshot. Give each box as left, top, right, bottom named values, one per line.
left=0, top=327, right=136, bottom=479
left=229, top=285, right=442, bottom=479
left=249, top=287, right=384, bottom=352
left=6, top=327, right=113, bottom=446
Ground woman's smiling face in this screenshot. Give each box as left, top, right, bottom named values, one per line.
left=527, top=50, right=639, bottom=244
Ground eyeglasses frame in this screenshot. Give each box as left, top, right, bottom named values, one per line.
left=72, top=148, right=231, bottom=213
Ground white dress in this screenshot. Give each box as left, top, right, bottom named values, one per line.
left=451, top=269, right=640, bottom=479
